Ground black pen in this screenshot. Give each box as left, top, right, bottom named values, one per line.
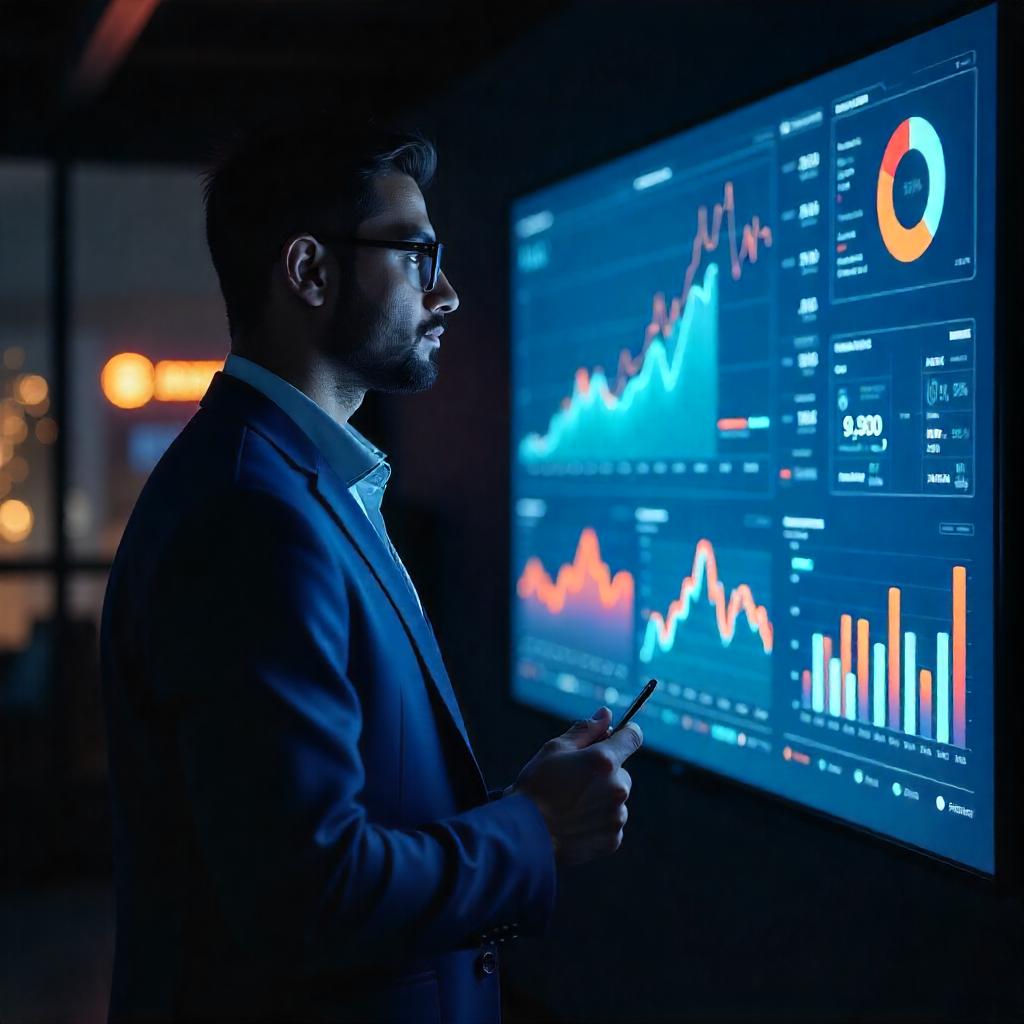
left=607, top=678, right=658, bottom=736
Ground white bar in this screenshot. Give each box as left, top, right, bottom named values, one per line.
left=873, top=643, right=886, bottom=727
left=829, top=657, right=842, bottom=717
left=632, top=166, right=673, bottom=191
left=812, top=633, right=825, bottom=713
left=845, top=672, right=857, bottom=721
left=936, top=632, right=951, bottom=744
left=904, top=632, right=917, bottom=736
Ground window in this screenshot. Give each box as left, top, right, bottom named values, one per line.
left=70, top=164, right=227, bottom=559
left=0, top=163, right=55, bottom=560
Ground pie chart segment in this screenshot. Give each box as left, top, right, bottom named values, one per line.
left=876, top=116, right=946, bottom=263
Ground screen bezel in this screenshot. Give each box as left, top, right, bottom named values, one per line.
left=505, top=0, right=1020, bottom=885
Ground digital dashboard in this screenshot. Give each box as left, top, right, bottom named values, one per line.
left=509, top=5, right=997, bottom=873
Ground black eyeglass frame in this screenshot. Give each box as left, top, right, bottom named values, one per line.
left=316, top=234, right=445, bottom=292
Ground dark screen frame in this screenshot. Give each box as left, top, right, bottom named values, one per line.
left=505, top=0, right=1021, bottom=888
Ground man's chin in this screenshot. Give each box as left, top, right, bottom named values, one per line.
left=372, top=353, right=438, bottom=394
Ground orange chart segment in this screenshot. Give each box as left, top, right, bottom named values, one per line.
left=516, top=527, right=635, bottom=666
left=517, top=527, right=634, bottom=615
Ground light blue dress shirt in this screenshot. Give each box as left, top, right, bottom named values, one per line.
left=221, top=353, right=422, bottom=612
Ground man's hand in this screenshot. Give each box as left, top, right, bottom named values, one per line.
left=508, top=707, right=642, bottom=866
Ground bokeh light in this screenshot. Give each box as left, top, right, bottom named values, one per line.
left=16, top=374, right=48, bottom=406
left=0, top=498, right=33, bottom=543
left=101, top=353, right=155, bottom=409
left=2, top=412, right=28, bottom=444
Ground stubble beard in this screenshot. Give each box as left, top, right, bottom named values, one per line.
left=325, top=282, right=439, bottom=395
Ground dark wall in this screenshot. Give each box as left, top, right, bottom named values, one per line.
left=371, top=2, right=1024, bottom=1020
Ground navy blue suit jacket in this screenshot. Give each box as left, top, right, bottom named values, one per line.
left=100, top=371, right=557, bottom=1023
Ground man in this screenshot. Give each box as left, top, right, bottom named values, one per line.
left=100, top=112, right=643, bottom=1023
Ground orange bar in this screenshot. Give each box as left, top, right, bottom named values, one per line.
left=801, top=668, right=812, bottom=708
left=717, top=417, right=749, bottom=431
left=823, top=635, right=833, bottom=707
left=919, top=669, right=933, bottom=740
left=840, top=615, right=852, bottom=717
left=888, top=587, right=901, bottom=729
left=857, top=618, right=870, bottom=721
left=952, top=566, right=967, bottom=746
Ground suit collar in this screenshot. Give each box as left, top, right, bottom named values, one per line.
left=222, top=353, right=386, bottom=488
left=200, top=370, right=319, bottom=476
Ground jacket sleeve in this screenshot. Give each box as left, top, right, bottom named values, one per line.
left=146, top=486, right=556, bottom=972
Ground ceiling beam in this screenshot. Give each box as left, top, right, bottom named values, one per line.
left=67, top=0, right=163, bottom=104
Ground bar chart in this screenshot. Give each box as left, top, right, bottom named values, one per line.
left=799, top=564, right=967, bottom=747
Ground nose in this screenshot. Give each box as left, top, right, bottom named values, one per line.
left=426, top=270, right=459, bottom=315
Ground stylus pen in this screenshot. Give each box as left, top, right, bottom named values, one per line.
left=607, top=678, right=658, bottom=736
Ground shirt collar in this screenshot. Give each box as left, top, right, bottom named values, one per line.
left=222, top=352, right=386, bottom=488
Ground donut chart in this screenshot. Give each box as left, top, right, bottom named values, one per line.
left=876, top=116, right=946, bottom=263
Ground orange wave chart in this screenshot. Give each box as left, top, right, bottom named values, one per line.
left=638, top=538, right=774, bottom=662
left=517, top=527, right=634, bottom=662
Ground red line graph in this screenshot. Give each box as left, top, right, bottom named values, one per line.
left=644, top=538, right=773, bottom=655
left=587, top=180, right=772, bottom=401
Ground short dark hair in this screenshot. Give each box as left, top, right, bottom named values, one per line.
left=200, top=111, right=437, bottom=342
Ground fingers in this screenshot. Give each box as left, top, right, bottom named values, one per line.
left=611, top=767, right=632, bottom=804
left=559, top=707, right=613, bottom=750
left=598, top=720, right=644, bottom=767
left=555, top=768, right=632, bottom=838
left=560, top=826, right=626, bottom=864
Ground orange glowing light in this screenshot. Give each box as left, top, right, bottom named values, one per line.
left=3, top=413, right=28, bottom=444
left=101, top=353, right=155, bottom=409
left=16, top=374, right=48, bottom=406
left=153, top=360, right=224, bottom=402
left=101, top=354, right=224, bottom=407
left=0, top=499, right=33, bottom=543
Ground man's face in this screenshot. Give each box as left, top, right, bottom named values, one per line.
left=322, top=173, right=459, bottom=394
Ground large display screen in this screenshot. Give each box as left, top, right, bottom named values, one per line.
left=509, top=6, right=997, bottom=872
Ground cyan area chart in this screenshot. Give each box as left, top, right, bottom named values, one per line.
left=514, top=154, right=776, bottom=496
left=510, top=6, right=996, bottom=873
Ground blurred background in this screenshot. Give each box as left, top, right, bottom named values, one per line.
left=1, top=1, right=1021, bottom=1022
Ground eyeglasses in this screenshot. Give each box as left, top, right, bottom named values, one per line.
left=316, top=234, right=445, bottom=292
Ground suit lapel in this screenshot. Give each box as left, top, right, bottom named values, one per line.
left=200, top=372, right=487, bottom=797
left=313, top=459, right=486, bottom=792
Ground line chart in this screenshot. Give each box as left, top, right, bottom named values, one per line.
left=639, top=537, right=774, bottom=662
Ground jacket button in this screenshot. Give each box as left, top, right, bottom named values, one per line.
left=478, top=950, right=497, bottom=976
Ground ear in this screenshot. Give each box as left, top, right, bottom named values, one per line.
left=282, top=235, right=328, bottom=309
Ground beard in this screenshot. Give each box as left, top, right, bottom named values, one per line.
left=323, top=280, right=439, bottom=394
